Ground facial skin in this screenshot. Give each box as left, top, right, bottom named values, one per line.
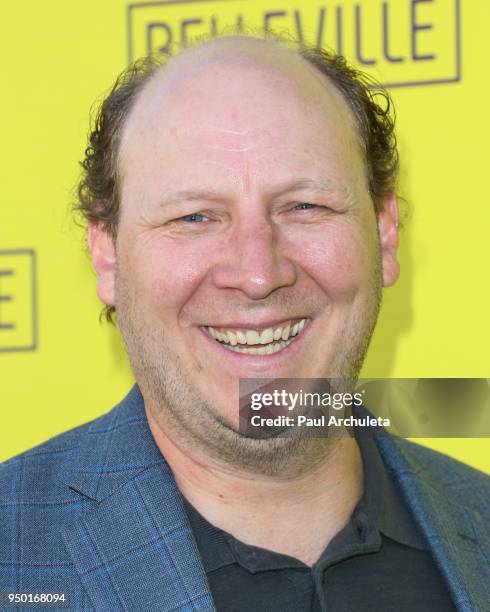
left=89, top=36, right=399, bottom=478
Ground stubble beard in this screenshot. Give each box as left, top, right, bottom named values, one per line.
left=114, top=255, right=382, bottom=479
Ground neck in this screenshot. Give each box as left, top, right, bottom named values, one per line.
left=146, top=406, right=364, bottom=567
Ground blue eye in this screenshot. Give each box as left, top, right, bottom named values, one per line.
left=294, top=203, right=317, bottom=210
left=180, top=213, right=208, bottom=223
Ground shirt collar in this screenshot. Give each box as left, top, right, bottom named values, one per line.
left=183, top=430, right=427, bottom=574
left=356, top=430, right=427, bottom=551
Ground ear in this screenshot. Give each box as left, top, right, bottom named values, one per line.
left=87, top=221, right=117, bottom=306
left=377, top=192, right=400, bottom=287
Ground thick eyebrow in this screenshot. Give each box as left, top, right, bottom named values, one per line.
left=158, top=178, right=352, bottom=208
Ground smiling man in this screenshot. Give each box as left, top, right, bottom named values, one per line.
left=101, top=35, right=394, bottom=483
left=1, top=34, right=490, bottom=611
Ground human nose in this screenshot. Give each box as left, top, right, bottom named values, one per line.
left=211, top=216, right=297, bottom=300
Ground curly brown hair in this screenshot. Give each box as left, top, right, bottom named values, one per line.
left=75, top=33, right=399, bottom=323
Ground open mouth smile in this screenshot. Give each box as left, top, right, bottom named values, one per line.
left=203, top=318, right=308, bottom=355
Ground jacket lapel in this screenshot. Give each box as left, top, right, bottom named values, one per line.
left=59, top=385, right=215, bottom=612
left=376, top=432, right=490, bottom=612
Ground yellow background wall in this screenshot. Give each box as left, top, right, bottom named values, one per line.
left=1, top=0, right=489, bottom=468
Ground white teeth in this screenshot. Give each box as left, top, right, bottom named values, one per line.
left=259, top=328, right=274, bottom=344
left=236, top=330, right=247, bottom=344
left=207, top=318, right=307, bottom=352
left=281, top=324, right=291, bottom=341
left=226, top=338, right=292, bottom=354
left=246, top=330, right=260, bottom=345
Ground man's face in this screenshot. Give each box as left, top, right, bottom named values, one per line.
left=90, top=41, right=399, bottom=470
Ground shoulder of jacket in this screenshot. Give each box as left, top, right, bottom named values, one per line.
left=0, top=408, right=116, bottom=504
left=391, top=437, right=490, bottom=509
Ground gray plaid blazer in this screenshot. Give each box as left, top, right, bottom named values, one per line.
left=1, top=384, right=490, bottom=611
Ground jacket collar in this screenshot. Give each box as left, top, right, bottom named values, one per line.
left=59, top=384, right=164, bottom=501
left=374, top=428, right=490, bottom=611
left=59, top=384, right=216, bottom=611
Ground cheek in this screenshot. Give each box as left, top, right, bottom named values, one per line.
left=123, top=235, right=211, bottom=312
left=291, top=222, right=378, bottom=299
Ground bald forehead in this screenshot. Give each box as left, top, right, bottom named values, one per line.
left=140, top=35, right=337, bottom=104
left=119, top=36, right=360, bottom=159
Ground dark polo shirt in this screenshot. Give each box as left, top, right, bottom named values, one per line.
left=182, top=431, right=456, bottom=611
